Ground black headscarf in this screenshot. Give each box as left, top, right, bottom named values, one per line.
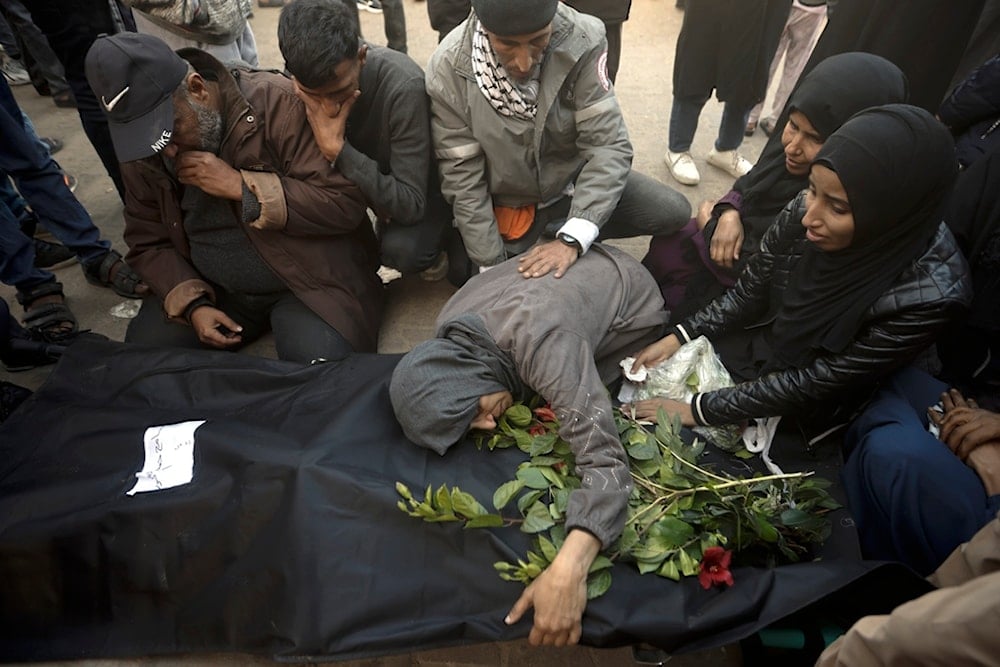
left=389, top=314, right=524, bottom=454
left=769, top=104, right=957, bottom=368
left=730, top=53, right=909, bottom=241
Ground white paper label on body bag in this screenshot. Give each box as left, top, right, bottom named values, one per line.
left=126, top=420, right=206, bottom=496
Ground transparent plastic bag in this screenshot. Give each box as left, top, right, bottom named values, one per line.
left=626, top=336, right=743, bottom=451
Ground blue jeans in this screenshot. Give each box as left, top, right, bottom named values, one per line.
left=0, top=184, right=51, bottom=293
left=0, top=175, right=30, bottom=228
left=0, top=80, right=109, bottom=274
left=668, top=93, right=752, bottom=153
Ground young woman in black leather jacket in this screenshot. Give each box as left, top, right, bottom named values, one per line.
left=627, top=105, right=972, bottom=443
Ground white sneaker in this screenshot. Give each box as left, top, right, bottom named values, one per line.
left=706, top=148, right=753, bottom=178
left=357, top=0, right=383, bottom=13
left=664, top=150, right=700, bottom=186
left=0, top=50, right=30, bottom=86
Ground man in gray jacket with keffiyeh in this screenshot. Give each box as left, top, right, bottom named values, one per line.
left=389, top=244, right=669, bottom=647
left=426, top=0, right=689, bottom=284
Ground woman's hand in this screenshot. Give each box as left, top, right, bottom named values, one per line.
left=709, top=209, right=744, bottom=269
left=931, top=388, right=1000, bottom=460
left=624, top=398, right=695, bottom=426
left=630, top=334, right=681, bottom=374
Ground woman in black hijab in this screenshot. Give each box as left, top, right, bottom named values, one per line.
left=627, top=105, right=971, bottom=445
left=643, top=52, right=908, bottom=321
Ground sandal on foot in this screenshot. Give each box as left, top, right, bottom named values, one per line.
left=34, top=238, right=75, bottom=269
left=16, top=281, right=79, bottom=344
left=82, top=250, right=147, bottom=298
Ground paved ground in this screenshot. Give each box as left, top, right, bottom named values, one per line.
left=1, top=0, right=774, bottom=664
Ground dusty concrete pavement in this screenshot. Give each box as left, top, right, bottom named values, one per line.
left=1, top=0, right=772, bottom=664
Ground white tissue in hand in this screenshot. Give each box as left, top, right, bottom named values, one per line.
left=620, top=356, right=647, bottom=382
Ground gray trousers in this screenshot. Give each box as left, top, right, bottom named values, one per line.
left=447, top=170, right=692, bottom=285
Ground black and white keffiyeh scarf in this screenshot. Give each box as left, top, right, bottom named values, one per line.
left=471, top=20, right=539, bottom=121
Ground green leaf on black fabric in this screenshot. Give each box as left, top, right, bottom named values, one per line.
left=523, top=501, right=556, bottom=533
left=658, top=558, right=681, bottom=581
left=539, top=466, right=565, bottom=489
left=538, top=535, right=558, bottom=562
left=516, top=466, right=550, bottom=490
left=587, top=569, right=612, bottom=599
left=493, top=480, right=525, bottom=510
left=465, top=514, right=505, bottom=528
left=451, top=488, right=486, bottom=517
left=517, top=489, right=544, bottom=514
left=589, top=555, right=613, bottom=573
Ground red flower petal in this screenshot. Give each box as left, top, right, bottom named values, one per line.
left=702, top=546, right=726, bottom=562
left=698, top=547, right=734, bottom=589
left=533, top=406, right=557, bottom=422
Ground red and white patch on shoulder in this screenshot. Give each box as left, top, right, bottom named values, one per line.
left=597, top=50, right=611, bottom=91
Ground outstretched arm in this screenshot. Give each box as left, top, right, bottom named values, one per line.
left=504, top=529, right=601, bottom=646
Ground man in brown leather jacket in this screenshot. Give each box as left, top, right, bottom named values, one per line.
left=85, top=32, right=382, bottom=363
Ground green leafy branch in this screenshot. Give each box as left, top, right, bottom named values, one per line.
left=396, top=402, right=840, bottom=598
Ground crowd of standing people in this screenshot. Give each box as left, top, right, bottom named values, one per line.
left=1, top=0, right=999, bottom=664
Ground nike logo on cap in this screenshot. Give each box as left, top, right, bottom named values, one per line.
left=101, top=86, right=131, bottom=112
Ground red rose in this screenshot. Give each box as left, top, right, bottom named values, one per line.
left=528, top=423, right=547, bottom=436
left=698, top=546, right=734, bottom=590
left=533, top=406, right=557, bottom=423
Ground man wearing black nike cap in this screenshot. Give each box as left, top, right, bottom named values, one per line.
left=85, top=33, right=383, bottom=363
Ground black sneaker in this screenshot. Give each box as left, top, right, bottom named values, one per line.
left=40, top=136, right=64, bottom=154
left=34, top=238, right=75, bottom=269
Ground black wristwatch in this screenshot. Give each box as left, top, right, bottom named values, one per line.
left=557, top=232, right=582, bottom=255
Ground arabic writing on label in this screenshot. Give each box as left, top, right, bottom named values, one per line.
left=126, top=420, right=206, bottom=496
